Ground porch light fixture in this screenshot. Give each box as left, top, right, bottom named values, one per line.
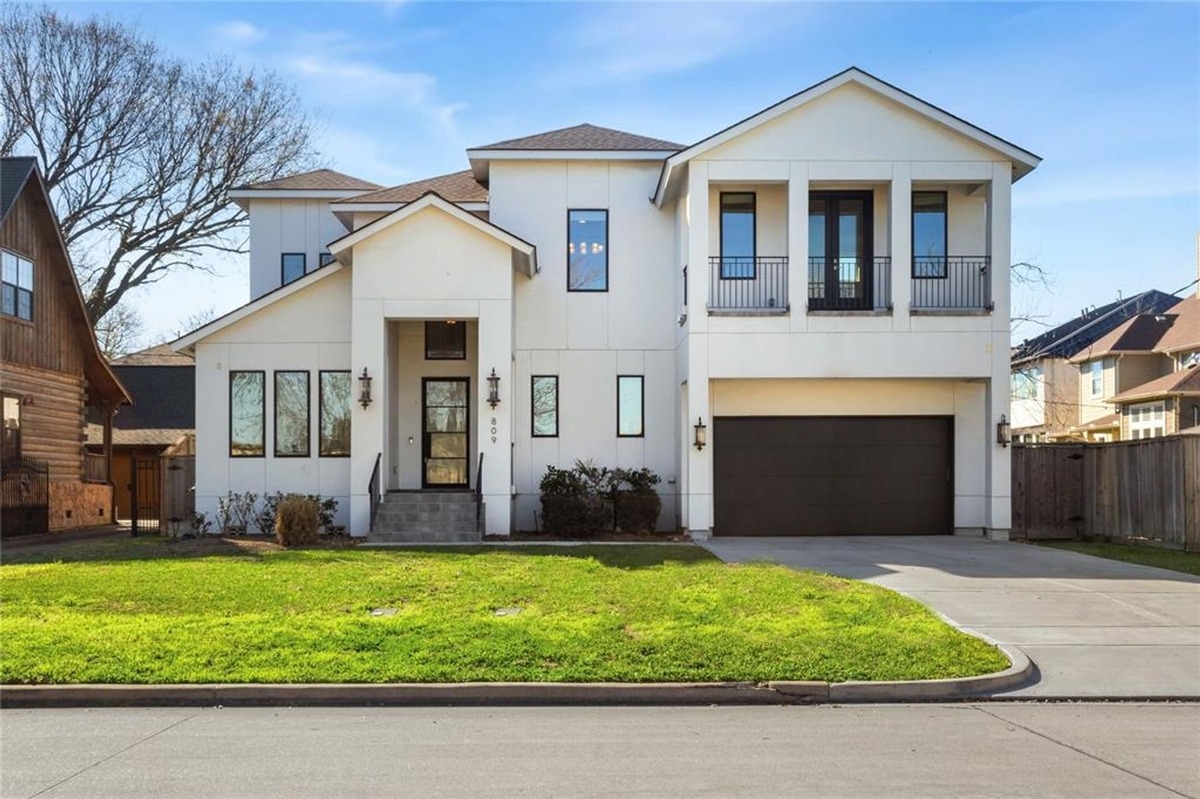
left=997, top=414, right=1011, bottom=448
left=358, top=368, right=373, bottom=409
left=694, top=417, right=707, bottom=451
left=487, top=368, right=501, bottom=409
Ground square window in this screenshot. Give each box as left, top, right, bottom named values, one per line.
left=532, top=376, right=558, bottom=437
left=617, top=375, right=644, bottom=437
left=425, top=321, right=466, bottom=360
left=281, top=253, right=306, bottom=285
left=568, top=210, right=608, bottom=291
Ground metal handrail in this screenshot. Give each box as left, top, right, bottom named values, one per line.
left=911, top=256, right=992, bottom=310
left=708, top=256, right=789, bottom=311
left=474, top=452, right=484, bottom=530
left=368, top=452, right=382, bottom=532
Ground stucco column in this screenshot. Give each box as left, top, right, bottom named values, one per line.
left=349, top=299, right=385, bottom=535
left=686, top=162, right=709, bottom=331
left=787, top=161, right=809, bottom=330
left=890, top=163, right=912, bottom=329
left=986, top=164, right=1013, bottom=537
left=477, top=299, right=513, bottom=535
left=684, top=340, right=713, bottom=539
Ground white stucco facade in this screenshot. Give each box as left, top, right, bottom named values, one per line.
left=178, top=68, right=1039, bottom=539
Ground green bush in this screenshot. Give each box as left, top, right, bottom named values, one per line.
left=538, top=461, right=662, bottom=535
left=612, top=467, right=662, bottom=533
left=274, top=494, right=320, bottom=547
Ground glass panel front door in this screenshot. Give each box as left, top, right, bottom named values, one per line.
left=422, top=378, right=469, bottom=487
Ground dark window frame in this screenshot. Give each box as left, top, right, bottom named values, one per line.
left=531, top=375, right=559, bottom=438
left=318, top=370, right=352, bottom=458
left=719, top=192, right=757, bottom=280
left=1, top=248, right=34, bottom=322
left=911, top=191, right=948, bottom=279
left=319, top=252, right=336, bottom=267
left=616, top=375, right=645, bottom=438
left=567, top=209, right=609, bottom=292
left=281, top=252, right=307, bottom=285
left=229, top=370, right=266, bottom=458
left=424, top=321, right=467, bottom=360
left=273, top=370, right=311, bottom=458
left=2, top=392, right=21, bottom=460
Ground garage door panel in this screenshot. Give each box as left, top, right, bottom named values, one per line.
left=713, top=416, right=952, bottom=536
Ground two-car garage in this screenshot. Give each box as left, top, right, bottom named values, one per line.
left=712, top=416, right=954, bottom=536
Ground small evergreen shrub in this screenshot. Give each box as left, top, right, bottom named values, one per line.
left=612, top=467, right=662, bottom=533
left=538, top=461, right=662, bottom=535
left=275, top=494, right=320, bottom=547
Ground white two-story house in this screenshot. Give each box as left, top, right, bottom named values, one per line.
left=174, top=68, right=1040, bottom=540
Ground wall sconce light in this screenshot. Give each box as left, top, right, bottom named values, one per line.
left=694, top=417, right=707, bottom=451
left=487, top=368, right=500, bottom=409
left=997, top=414, right=1011, bottom=448
left=358, top=367, right=373, bottom=409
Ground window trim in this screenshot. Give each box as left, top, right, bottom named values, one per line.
left=911, top=190, right=948, bottom=279
left=1, top=247, right=34, bottom=322
left=616, top=375, right=645, bottom=438
left=281, top=252, right=306, bottom=286
left=424, top=321, right=467, bottom=361
left=273, top=370, right=311, bottom=458
left=1089, top=360, right=1104, bottom=397
left=318, top=370, right=352, bottom=458
left=567, top=209, right=609, bottom=292
left=719, top=191, right=757, bottom=280
left=229, top=370, right=266, bottom=458
left=531, top=375, right=559, bottom=438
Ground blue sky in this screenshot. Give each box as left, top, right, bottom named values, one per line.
left=49, top=1, right=1200, bottom=344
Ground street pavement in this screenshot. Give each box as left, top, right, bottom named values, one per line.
left=2, top=704, right=1197, bottom=798
left=702, top=536, right=1200, bottom=699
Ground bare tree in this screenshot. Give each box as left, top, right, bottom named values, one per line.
left=1011, top=260, right=1054, bottom=336
left=159, top=307, right=217, bottom=344
left=0, top=6, right=319, bottom=322
left=93, top=303, right=145, bottom=359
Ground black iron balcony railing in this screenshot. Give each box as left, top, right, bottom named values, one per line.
left=808, top=256, right=891, bottom=311
left=912, top=256, right=992, bottom=311
left=708, top=256, right=789, bottom=312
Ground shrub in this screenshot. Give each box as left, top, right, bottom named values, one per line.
left=275, top=494, right=320, bottom=547
left=612, top=467, right=662, bottom=534
left=217, top=491, right=257, bottom=534
left=538, top=461, right=662, bottom=536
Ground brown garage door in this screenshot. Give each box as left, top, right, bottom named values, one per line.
left=713, top=416, right=953, bottom=536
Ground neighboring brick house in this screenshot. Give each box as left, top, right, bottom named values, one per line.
left=1, top=157, right=130, bottom=534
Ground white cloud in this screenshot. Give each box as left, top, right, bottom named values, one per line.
left=213, top=20, right=264, bottom=46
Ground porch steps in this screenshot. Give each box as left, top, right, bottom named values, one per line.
left=368, top=491, right=483, bottom=543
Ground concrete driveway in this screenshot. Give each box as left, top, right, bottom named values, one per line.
left=701, top=536, right=1200, bottom=699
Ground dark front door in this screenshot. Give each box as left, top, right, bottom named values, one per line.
left=809, top=191, right=874, bottom=310
left=713, top=416, right=953, bottom=536
left=422, top=378, right=469, bottom=488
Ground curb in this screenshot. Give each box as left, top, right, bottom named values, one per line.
left=0, top=649, right=1033, bottom=708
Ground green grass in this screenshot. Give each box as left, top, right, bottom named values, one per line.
left=0, top=538, right=1007, bottom=684
left=1037, top=540, right=1200, bottom=576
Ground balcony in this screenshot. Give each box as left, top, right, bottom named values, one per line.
left=808, top=257, right=891, bottom=312
left=911, top=256, right=992, bottom=312
left=707, top=256, right=789, bottom=314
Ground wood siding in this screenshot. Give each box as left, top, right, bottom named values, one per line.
left=0, top=361, right=86, bottom=482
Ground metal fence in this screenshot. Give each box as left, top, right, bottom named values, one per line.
left=708, top=256, right=789, bottom=311
left=1, top=456, right=49, bottom=537
left=911, top=256, right=992, bottom=311
left=807, top=257, right=891, bottom=311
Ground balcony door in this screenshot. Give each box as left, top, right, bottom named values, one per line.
left=809, top=191, right=873, bottom=310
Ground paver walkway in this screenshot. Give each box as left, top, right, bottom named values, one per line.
left=702, top=536, right=1200, bottom=698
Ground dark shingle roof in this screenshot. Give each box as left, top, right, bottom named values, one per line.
left=472, top=123, right=684, bottom=152
left=0, top=157, right=37, bottom=223
left=86, top=364, right=195, bottom=432
left=238, top=169, right=382, bottom=192
left=1011, top=290, right=1180, bottom=365
left=112, top=343, right=195, bottom=367
left=1069, top=312, right=1179, bottom=363
left=1153, top=295, right=1200, bottom=354
left=340, top=170, right=488, bottom=204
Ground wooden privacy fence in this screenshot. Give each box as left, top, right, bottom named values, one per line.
left=1012, top=437, right=1200, bottom=550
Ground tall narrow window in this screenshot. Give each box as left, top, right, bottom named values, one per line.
left=1089, top=360, right=1103, bottom=397
left=425, top=321, right=466, bottom=360
left=617, top=375, right=644, bottom=437
left=720, top=192, right=756, bottom=278
left=2, top=249, right=34, bottom=321
left=319, top=371, right=352, bottom=457
left=281, top=253, right=306, bottom=285
left=229, top=371, right=265, bottom=457
left=2, top=394, right=21, bottom=460
left=274, top=371, right=310, bottom=457
left=568, top=210, right=608, bottom=291
left=912, top=191, right=947, bottom=278
left=532, top=376, right=558, bottom=437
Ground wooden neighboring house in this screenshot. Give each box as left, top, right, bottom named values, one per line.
left=1, top=157, right=130, bottom=534
left=86, top=344, right=195, bottom=523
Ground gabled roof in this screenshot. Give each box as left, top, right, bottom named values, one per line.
left=1152, top=295, right=1200, bottom=354
left=329, top=191, right=537, bottom=276
left=472, top=123, right=684, bottom=152
left=1068, top=312, right=1179, bottom=363
left=111, top=343, right=194, bottom=367
left=1111, top=365, right=1200, bottom=404
left=335, top=170, right=488, bottom=205
left=1011, top=290, right=1180, bottom=365
left=652, top=67, right=1042, bottom=206
left=236, top=169, right=382, bottom=192
left=0, top=157, right=130, bottom=407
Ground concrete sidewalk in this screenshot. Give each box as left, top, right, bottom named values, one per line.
left=702, top=536, right=1200, bottom=699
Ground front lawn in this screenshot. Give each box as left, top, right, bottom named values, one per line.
left=0, top=538, right=1007, bottom=684
left=1037, top=540, right=1200, bottom=576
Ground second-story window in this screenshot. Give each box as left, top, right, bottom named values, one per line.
left=1089, top=360, right=1103, bottom=397
left=912, top=191, right=947, bottom=278
left=568, top=210, right=607, bottom=291
left=281, top=253, right=306, bottom=285
left=1, top=249, right=34, bottom=321
left=719, top=192, right=756, bottom=278
left=319, top=252, right=336, bottom=267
